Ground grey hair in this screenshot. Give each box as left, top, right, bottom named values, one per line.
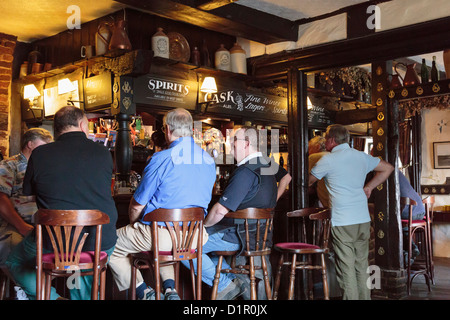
left=326, top=124, right=350, bottom=145
left=163, top=108, right=193, bottom=137
left=309, top=135, right=326, bottom=152
left=21, top=128, right=53, bottom=150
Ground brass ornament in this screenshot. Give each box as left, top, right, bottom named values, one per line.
left=376, top=98, right=383, bottom=106
left=378, top=247, right=385, bottom=256
left=376, top=66, right=383, bottom=76
left=377, top=230, right=385, bottom=239
left=424, top=187, right=429, bottom=193
left=376, top=142, right=384, bottom=151
left=416, top=87, right=424, bottom=95
left=432, top=187, right=437, bottom=193
left=377, top=128, right=384, bottom=136
left=377, top=83, right=384, bottom=92
left=401, top=88, right=409, bottom=97
left=388, top=90, right=395, bottom=98
left=376, top=183, right=383, bottom=191
left=441, top=188, right=446, bottom=194
left=377, top=112, right=385, bottom=121
left=378, top=212, right=384, bottom=221
left=432, top=83, right=441, bottom=93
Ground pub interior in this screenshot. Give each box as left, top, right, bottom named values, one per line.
left=0, top=0, right=449, bottom=303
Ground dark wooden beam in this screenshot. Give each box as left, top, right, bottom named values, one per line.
left=114, top=0, right=297, bottom=44
left=335, top=107, right=377, bottom=125
left=250, top=16, right=450, bottom=79
left=196, top=0, right=237, bottom=11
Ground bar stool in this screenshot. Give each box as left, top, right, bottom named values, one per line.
left=400, top=197, right=432, bottom=295
left=273, top=208, right=331, bottom=300
left=130, top=208, right=204, bottom=300
left=422, top=196, right=435, bottom=284
left=35, top=209, right=110, bottom=300
left=210, top=208, right=274, bottom=300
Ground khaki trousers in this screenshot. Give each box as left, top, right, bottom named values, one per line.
left=108, top=222, right=208, bottom=291
left=331, top=222, right=371, bottom=300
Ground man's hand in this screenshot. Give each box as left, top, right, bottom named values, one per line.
left=128, top=197, right=145, bottom=224
left=205, top=202, right=229, bottom=227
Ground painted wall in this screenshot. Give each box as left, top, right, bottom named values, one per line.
left=421, top=108, right=450, bottom=257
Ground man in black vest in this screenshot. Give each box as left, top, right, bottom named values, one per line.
left=191, top=126, right=291, bottom=300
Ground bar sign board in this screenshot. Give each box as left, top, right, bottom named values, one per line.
left=133, top=74, right=198, bottom=111
left=83, top=72, right=113, bottom=111
left=307, top=105, right=335, bottom=128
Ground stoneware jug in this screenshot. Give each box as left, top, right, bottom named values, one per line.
left=95, top=21, right=112, bottom=56
left=400, top=62, right=421, bottom=86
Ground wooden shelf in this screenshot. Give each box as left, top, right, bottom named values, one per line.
left=390, top=78, right=450, bottom=101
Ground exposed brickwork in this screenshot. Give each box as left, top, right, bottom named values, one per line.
left=0, top=33, right=17, bottom=157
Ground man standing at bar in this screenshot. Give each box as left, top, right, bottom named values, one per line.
left=108, top=108, right=216, bottom=300
left=6, top=106, right=118, bottom=300
left=308, top=135, right=330, bottom=208
left=194, top=126, right=291, bottom=300
left=309, top=124, right=393, bottom=300
left=0, top=128, right=52, bottom=265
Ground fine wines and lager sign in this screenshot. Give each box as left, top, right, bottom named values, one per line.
left=205, top=87, right=288, bottom=123
left=134, top=74, right=198, bottom=110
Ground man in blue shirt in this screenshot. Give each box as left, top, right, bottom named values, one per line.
left=309, top=124, right=393, bottom=300
left=108, top=108, right=216, bottom=300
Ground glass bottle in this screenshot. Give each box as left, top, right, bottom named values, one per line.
left=431, top=56, right=439, bottom=82
left=420, top=58, right=429, bottom=83
left=191, top=46, right=201, bottom=66
left=201, top=39, right=211, bottom=67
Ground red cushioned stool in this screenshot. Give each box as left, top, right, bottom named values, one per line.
left=273, top=208, right=331, bottom=300
left=35, top=209, right=110, bottom=300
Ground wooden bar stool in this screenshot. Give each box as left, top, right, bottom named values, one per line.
left=400, top=197, right=432, bottom=295
left=35, top=209, right=110, bottom=300
left=273, top=208, right=331, bottom=300
left=422, top=196, right=435, bottom=285
left=210, top=208, right=274, bottom=300
left=130, top=207, right=204, bottom=300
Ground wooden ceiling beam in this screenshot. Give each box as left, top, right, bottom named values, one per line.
left=115, top=0, right=297, bottom=44
left=195, top=0, right=238, bottom=11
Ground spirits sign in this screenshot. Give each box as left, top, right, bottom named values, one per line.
left=134, top=74, right=198, bottom=110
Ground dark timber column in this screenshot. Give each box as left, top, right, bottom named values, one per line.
left=371, top=62, right=405, bottom=299
left=287, top=67, right=308, bottom=299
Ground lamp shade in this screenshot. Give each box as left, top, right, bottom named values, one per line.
left=58, top=78, right=76, bottom=95
left=200, top=77, right=217, bottom=94
left=23, top=84, right=40, bottom=100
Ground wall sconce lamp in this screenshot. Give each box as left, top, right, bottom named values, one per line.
left=200, top=76, right=217, bottom=113
left=23, top=84, right=41, bottom=110
left=58, top=78, right=84, bottom=105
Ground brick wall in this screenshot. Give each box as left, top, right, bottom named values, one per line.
left=0, top=32, right=17, bottom=157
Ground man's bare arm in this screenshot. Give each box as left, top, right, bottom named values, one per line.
left=128, top=197, right=145, bottom=224
left=204, top=202, right=230, bottom=227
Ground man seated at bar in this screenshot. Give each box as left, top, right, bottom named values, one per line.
left=6, top=105, right=118, bottom=300
left=108, top=108, right=216, bottom=300
left=308, top=135, right=330, bottom=208
left=309, top=124, right=394, bottom=300
left=185, top=125, right=291, bottom=300
left=0, top=128, right=52, bottom=266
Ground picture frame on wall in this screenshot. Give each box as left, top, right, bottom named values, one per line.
left=433, top=141, right=450, bottom=169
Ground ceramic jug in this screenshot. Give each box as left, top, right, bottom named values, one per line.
left=109, top=18, right=132, bottom=51
left=95, top=21, right=112, bottom=56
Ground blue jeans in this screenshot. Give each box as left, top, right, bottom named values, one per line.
left=6, top=233, right=114, bottom=300
left=181, top=232, right=240, bottom=292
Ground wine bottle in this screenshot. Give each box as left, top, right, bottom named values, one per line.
left=420, top=58, right=429, bottom=83
left=201, top=39, right=211, bottom=67
left=431, top=56, right=439, bottom=82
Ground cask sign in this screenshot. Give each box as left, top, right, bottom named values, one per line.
left=205, top=87, right=288, bottom=123
left=83, top=72, right=113, bottom=111
left=134, top=74, right=198, bottom=110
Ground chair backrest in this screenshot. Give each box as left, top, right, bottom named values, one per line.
left=35, top=209, right=110, bottom=270
left=142, top=207, right=205, bottom=260
left=224, top=208, right=274, bottom=255
left=400, top=197, right=417, bottom=224
left=286, top=207, right=331, bottom=249
left=422, top=196, right=435, bottom=222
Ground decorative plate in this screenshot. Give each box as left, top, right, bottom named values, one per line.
left=168, top=32, right=190, bottom=62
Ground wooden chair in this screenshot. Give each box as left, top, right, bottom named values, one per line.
left=35, top=209, right=110, bottom=300
left=422, top=196, right=435, bottom=284
left=273, top=207, right=331, bottom=300
left=400, top=197, right=432, bottom=295
left=130, top=207, right=204, bottom=300
left=210, top=208, right=274, bottom=300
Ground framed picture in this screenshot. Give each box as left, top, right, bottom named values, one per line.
left=433, top=141, right=450, bottom=169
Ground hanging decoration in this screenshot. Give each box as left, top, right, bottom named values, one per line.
left=399, top=94, right=450, bottom=119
